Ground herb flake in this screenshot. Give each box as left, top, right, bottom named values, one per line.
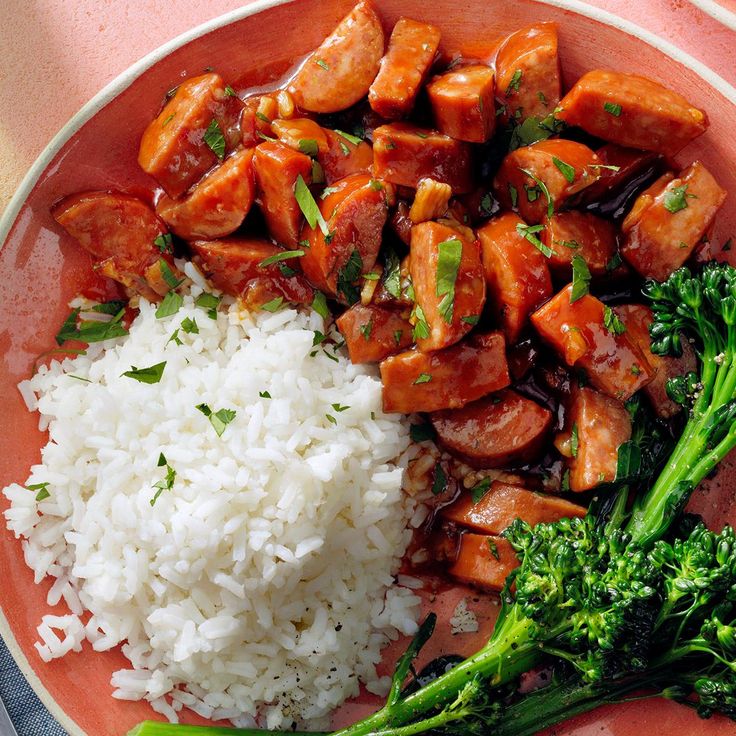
left=121, top=362, right=166, bottom=384
left=203, top=119, right=226, bottom=161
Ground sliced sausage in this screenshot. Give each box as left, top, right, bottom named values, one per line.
left=288, top=1, right=384, bottom=113
left=478, top=212, right=552, bottom=343
left=409, top=221, right=486, bottom=351
left=531, top=285, right=654, bottom=401
left=319, top=129, right=374, bottom=185
left=447, top=533, right=518, bottom=591
left=368, top=18, right=441, bottom=119
left=426, top=65, right=496, bottom=143
left=240, top=274, right=314, bottom=310
left=493, top=139, right=601, bottom=224
left=380, top=331, right=510, bottom=413
left=373, top=123, right=473, bottom=193
left=270, top=118, right=330, bottom=156
left=53, top=191, right=177, bottom=302
left=541, top=210, right=618, bottom=279
left=616, top=304, right=697, bottom=418
left=555, top=386, right=632, bottom=492
left=494, top=23, right=561, bottom=125
left=431, top=389, right=552, bottom=468
left=253, top=141, right=313, bottom=248
left=155, top=148, right=255, bottom=241
left=621, top=161, right=727, bottom=281
left=138, top=74, right=243, bottom=199
left=336, top=304, right=413, bottom=364
left=557, top=70, right=708, bottom=156
left=442, top=480, right=586, bottom=534
left=300, top=174, right=388, bottom=300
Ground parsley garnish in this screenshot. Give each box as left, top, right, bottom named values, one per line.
left=570, top=255, right=591, bottom=303
left=261, top=297, right=284, bottom=312
left=331, top=403, right=349, bottom=412
left=606, top=252, right=623, bottom=273
left=603, top=102, right=622, bottom=116
left=315, top=59, right=330, bottom=70
left=298, top=139, right=319, bottom=157
left=508, top=183, right=518, bottom=209
left=664, top=184, right=695, bottom=214
left=259, top=249, right=305, bottom=268
left=196, top=403, right=237, bottom=437
left=360, top=320, right=373, bottom=339
left=516, top=222, right=552, bottom=257
left=336, top=249, right=363, bottom=305
left=519, top=167, right=554, bottom=218
left=203, top=119, right=226, bottom=161
left=155, top=291, right=183, bottom=319
left=255, top=111, right=271, bottom=123
left=414, top=373, right=432, bottom=385
left=431, top=463, right=448, bottom=495
left=436, top=238, right=462, bottom=324
left=224, top=85, right=237, bottom=97
left=154, top=233, right=174, bottom=254
left=326, top=414, right=337, bottom=424
left=461, top=315, right=480, bottom=325
left=394, top=329, right=403, bottom=345
left=259, top=390, right=271, bottom=398
left=412, top=304, right=430, bottom=341
left=159, top=259, right=184, bottom=289
left=150, top=453, right=176, bottom=506
left=334, top=129, right=362, bottom=145
left=122, top=361, right=166, bottom=384
left=471, top=477, right=492, bottom=503
left=26, top=482, right=51, bottom=502
left=311, top=291, right=329, bottom=319
left=603, top=305, right=626, bottom=335
left=631, top=364, right=642, bottom=376
left=195, top=292, right=221, bottom=319
left=180, top=317, right=199, bottom=334
left=55, top=304, right=128, bottom=345
left=571, top=423, right=579, bottom=458
left=506, top=69, right=523, bottom=95
left=294, top=174, right=329, bottom=236
left=312, top=330, right=327, bottom=346
left=382, top=248, right=402, bottom=299
left=552, top=156, right=575, bottom=183
left=488, top=538, right=500, bottom=560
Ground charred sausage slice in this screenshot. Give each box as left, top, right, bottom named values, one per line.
left=319, top=129, right=374, bottom=185
left=336, top=304, right=413, bottom=364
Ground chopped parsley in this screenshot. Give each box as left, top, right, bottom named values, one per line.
left=154, top=233, right=174, bottom=254
left=203, top=119, right=226, bottom=161
left=315, top=59, right=330, bottom=70
left=159, top=259, right=184, bottom=289
left=664, top=184, right=695, bottom=214
left=121, top=361, right=166, bottom=384
left=488, top=538, right=500, bottom=560
left=508, top=183, right=518, bottom=209
left=312, top=330, right=327, bottom=346
left=311, top=291, right=330, bottom=319
left=461, top=315, right=480, bottom=325
left=294, top=174, right=329, bottom=236
left=552, top=156, right=576, bottom=183
left=195, top=292, right=221, bottom=319
left=631, top=364, right=642, bottom=376
left=26, top=482, right=51, bottom=502
left=436, top=238, right=463, bottom=324
left=603, top=102, right=622, bottom=116
left=311, top=160, right=325, bottom=184
left=161, top=114, right=175, bottom=127
left=382, top=248, right=402, bottom=299
left=259, top=390, right=271, bottom=398
left=338, top=140, right=351, bottom=157
left=606, top=252, right=623, bottom=273
left=506, top=69, right=523, bottom=95
left=298, top=139, right=319, bottom=157
left=150, top=453, right=176, bottom=507
left=331, top=403, right=350, bottom=412
left=259, top=249, right=305, bottom=268
left=431, top=463, right=448, bottom=496
left=393, top=329, right=404, bottom=345
left=471, top=477, right=492, bottom=503
left=570, top=254, right=591, bottom=303
left=55, top=303, right=128, bottom=345
left=155, top=290, right=183, bottom=319
left=334, top=129, right=362, bottom=145
left=224, top=85, right=237, bottom=97
left=336, top=249, right=363, bottom=305
left=412, top=304, right=430, bottom=341
left=260, top=297, right=284, bottom=312
left=414, top=373, right=432, bottom=385
left=196, top=403, right=237, bottom=437
left=255, top=111, right=271, bottom=123
left=516, top=222, right=552, bottom=257
left=360, top=320, right=374, bottom=340
left=570, top=423, right=579, bottom=458
left=181, top=317, right=199, bottom=334
left=603, top=305, right=626, bottom=335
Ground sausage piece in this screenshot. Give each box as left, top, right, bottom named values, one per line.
left=557, top=70, right=708, bottom=156
left=336, top=304, right=413, bottom=364
left=288, top=1, right=384, bottom=114
left=368, top=18, right=441, bottom=119
left=555, top=386, right=632, bottom=492
left=493, top=139, right=601, bottom=224
left=442, top=480, right=586, bottom=534
left=621, top=161, right=727, bottom=281
left=380, top=332, right=510, bottom=413
left=319, top=129, right=374, bottom=185
left=616, top=304, right=697, bottom=418
left=155, top=148, right=255, bottom=241
left=494, top=23, right=561, bottom=125
left=447, top=533, right=518, bottom=591
left=373, top=123, right=473, bottom=193
left=541, top=210, right=618, bottom=279
left=409, top=221, right=486, bottom=351
left=300, top=174, right=388, bottom=299
left=253, top=141, right=313, bottom=248
left=426, top=65, right=496, bottom=143
left=139, top=74, right=243, bottom=199
left=53, top=191, right=177, bottom=302
left=478, top=212, right=552, bottom=343
left=531, top=285, right=654, bottom=401
left=431, top=389, right=552, bottom=468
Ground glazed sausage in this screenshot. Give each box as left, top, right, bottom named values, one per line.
left=426, top=65, right=496, bottom=143
left=621, top=161, right=727, bottom=281
left=478, top=212, right=552, bottom=343
left=494, top=23, right=561, bottom=125
left=531, top=285, right=654, bottom=401
left=555, top=386, right=632, bottom=492
left=556, top=70, right=708, bottom=156
left=288, top=1, right=384, bottom=113
left=368, top=18, right=441, bottom=119
left=442, top=480, right=586, bottom=534
left=431, top=389, right=552, bottom=468
left=240, top=274, right=314, bottom=310
left=616, top=304, right=697, bottom=418
left=270, top=118, right=330, bottom=156
left=336, top=304, right=414, bottom=364
left=319, top=129, right=374, bottom=185
left=493, top=139, right=601, bottom=224
left=373, top=123, right=473, bottom=193
left=156, top=148, right=255, bottom=241
left=53, top=191, right=177, bottom=302
left=253, top=141, right=313, bottom=248
left=541, top=210, right=618, bottom=279
left=300, top=174, right=388, bottom=299
left=409, top=221, right=486, bottom=351
left=447, top=533, right=518, bottom=591
left=380, top=331, right=510, bottom=413
left=138, top=74, right=243, bottom=199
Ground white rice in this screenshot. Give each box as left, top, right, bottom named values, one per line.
left=3, top=279, right=422, bottom=728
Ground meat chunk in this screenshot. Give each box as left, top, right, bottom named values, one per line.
left=319, top=129, right=374, bottom=185
left=431, top=389, right=552, bottom=468
left=409, top=221, right=486, bottom=351
left=288, top=1, right=384, bottom=113
left=380, top=332, right=510, bottom=413
left=138, top=73, right=243, bottom=198
left=368, top=18, right=441, bottom=119
left=531, top=285, right=654, bottom=401
left=448, top=533, right=518, bottom=591
left=300, top=174, right=388, bottom=300
left=156, top=148, right=255, bottom=241
left=336, top=304, right=413, bottom=364
left=494, top=23, right=561, bottom=125
left=442, top=480, right=586, bottom=534
left=557, top=70, right=708, bottom=155
left=426, top=65, right=496, bottom=143
left=478, top=212, right=552, bottom=343
left=621, top=161, right=727, bottom=281
left=253, top=141, right=313, bottom=248
left=616, top=304, right=697, bottom=418
left=493, top=139, right=601, bottom=224
left=373, top=123, right=473, bottom=193
left=270, top=118, right=330, bottom=156
left=556, top=386, right=632, bottom=492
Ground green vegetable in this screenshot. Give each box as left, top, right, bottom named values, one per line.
left=311, top=291, right=330, bottom=320
left=159, top=259, right=184, bottom=289
left=154, top=233, right=174, bottom=254
left=570, top=254, right=591, bottom=303
left=155, top=291, right=183, bottom=319
left=150, top=453, right=176, bottom=507
left=55, top=303, right=128, bottom=345
left=359, top=320, right=373, bottom=339
left=224, top=85, right=237, bottom=97
left=315, top=59, right=329, bottom=70
left=412, top=304, right=430, bottom=341
left=298, top=139, right=319, bottom=156
left=195, top=293, right=221, bottom=320
left=334, top=129, right=362, bottom=145
left=505, top=69, right=523, bottom=94
left=414, top=373, right=432, bottom=385
left=603, top=101, right=623, bottom=116
left=431, top=464, right=447, bottom=496
left=258, top=250, right=305, bottom=268
left=664, top=184, right=695, bottom=214
left=26, top=482, right=51, bottom=502
left=180, top=317, right=199, bottom=334
left=435, top=238, right=463, bottom=324
left=196, top=403, right=237, bottom=437
left=294, top=174, right=329, bottom=236
left=203, top=119, right=226, bottom=161
left=518, top=167, right=554, bottom=218
left=260, top=297, right=284, bottom=313
left=336, top=249, right=363, bottom=305
left=508, top=112, right=565, bottom=151
left=121, top=362, right=166, bottom=384
left=516, top=223, right=552, bottom=257
left=382, top=248, right=402, bottom=299
left=603, top=305, right=626, bottom=335
left=552, top=156, right=575, bottom=183
left=470, top=476, right=492, bottom=503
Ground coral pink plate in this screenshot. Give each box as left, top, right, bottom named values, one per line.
left=2, top=1, right=736, bottom=735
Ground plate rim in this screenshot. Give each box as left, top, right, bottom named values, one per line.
left=689, top=0, right=736, bottom=31
left=2, top=1, right=736, bottom=734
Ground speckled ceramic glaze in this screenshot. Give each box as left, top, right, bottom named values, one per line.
left=2, top=1, right=736, bottom=734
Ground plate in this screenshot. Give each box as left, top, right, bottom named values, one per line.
left=689, top=0, right=736, bottom=30
left=2, top=1, right=736, bottom=734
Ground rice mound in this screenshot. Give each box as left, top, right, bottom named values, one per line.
left=3, top=275, right=422, bottom=728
